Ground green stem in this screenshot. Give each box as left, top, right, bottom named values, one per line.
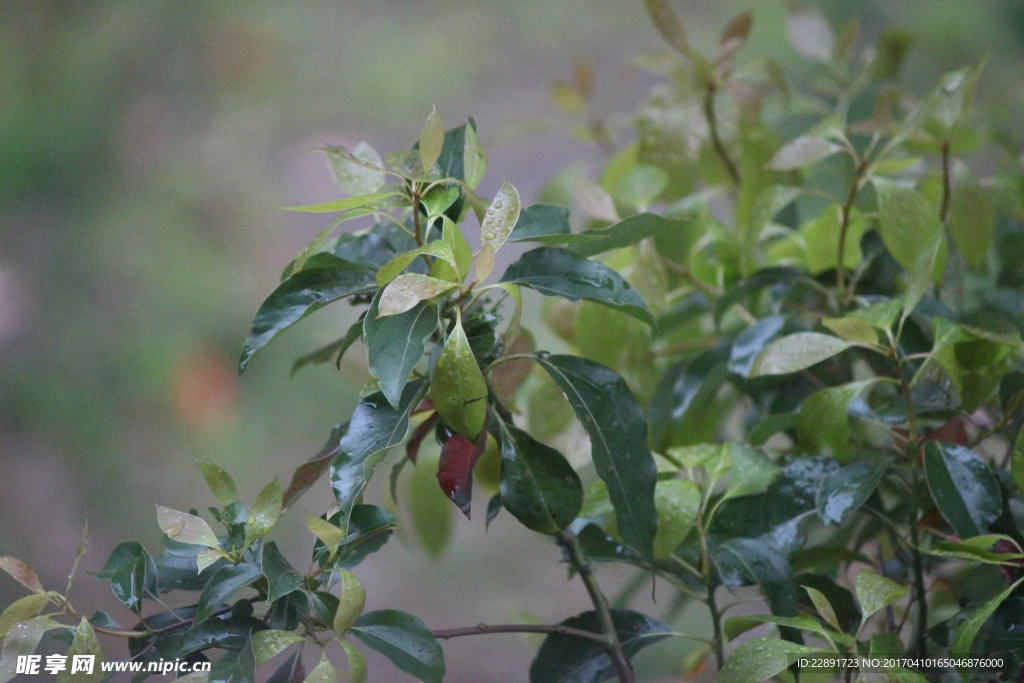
left=836, top=158, right=868, bottom=306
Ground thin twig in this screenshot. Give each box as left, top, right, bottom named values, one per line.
left=836, top=158, right=868, bottom=305
left=432, top=623, right=611, bottom=646
left=703, top=83, right=740, bottom=185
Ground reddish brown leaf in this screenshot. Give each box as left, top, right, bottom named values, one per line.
left=406, top=413, right=439, bottom=465
left=437, top=422, right=489, bottom=519
left=923, top=416, right=970, bottom=447
left=0, top=557, right=45, bottom=594
left=282, top=424, right=344, bottom=511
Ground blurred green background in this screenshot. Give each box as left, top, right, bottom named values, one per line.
left=2, top=1, right=1024, bottom=680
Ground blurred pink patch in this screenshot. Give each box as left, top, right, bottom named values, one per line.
left=171, top=349, right=239, bottom=433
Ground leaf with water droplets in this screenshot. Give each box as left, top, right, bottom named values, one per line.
left=750, top=332, right=852, bottom=377
left=325, top=142, right=386, bottom=196
left=924, top=441, right=1002, bottom=538
left=431, top=317, right=488, bottom=439
left=376, top=242, right=458, bottom=286
left=462, top=124, right=487, bottom=190
left=855, top=569, right=908, bottom=625
left=252, top=630, right=304, bottom=666
left=333, top=570, right=366, bottom=635
left=378, top=274, right=457, bottom=317
left=478, top=181, right=521, bottom=256
left=340, top=641, right=368, bottom=683
left=156, top=506, right=220, bottom=549
left=351, top=610, right=445, bottom=683
left=718, top=637, right=816, bottom=683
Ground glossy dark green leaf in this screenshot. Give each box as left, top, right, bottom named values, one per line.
left=855, top=569, right=908, bottom=624
left=749, top=412, right=798, bottom=446
left=207, top=634, right=256, bottom=683
left=431, top=316, right=488, bottom=438
left=574, top=523, right=644, bottom=564
left=649, top=347, right=730, bottom=450
left=282, top=423, right=345, bottom=512
left=332, top=505, right=398, bottom=570
left=797, top=381, right=877, bottom=461
left=816, top=459, right=889, bottom=525
left=194, top=562, right=263, bottom=624
left=508, top=203, right=571, bottom=242
left=714, top=268, right=807, bottom=324
left=291, top=319, right=364, bottom=376
left=500, top=247, right=654, bottom=326
left=266, top=652, right=305, bottom=683
left=952, top=576, right=1024, bottom=658
left=924, top=442, right=1002, bottom=538
left=728, top=315, right=786, bottom=378
left=713, top=538, right=797, bottom=618
left=498, top=421, right=583, bottom=534
left=150, top=613, right=267, bottom=663
left=533, top=354, right=658, bottom=560
left=153, top=538, right=223, bottom=593
left=91, top=542, right=157, bottom=615
left=239, top=253, right=376, bottom=372
left=529, top=609, right=672, bottom=683
left=565, top=212, right=677, bottom=257
left=351, top=610, right=445, bottom=683
left=363, top=290, right=436, bottom=408
left=330, top=381, right=426, bottom=531
left=261, top=542, right=302, bottom=604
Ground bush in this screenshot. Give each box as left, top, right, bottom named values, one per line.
left=3, top=2, right=1024, bottom=682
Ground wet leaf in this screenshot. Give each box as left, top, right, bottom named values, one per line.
left=498, top=421, right=583, bottom=534
left=924, top=441, right=1002, bottom=538
left=246, top=478, right=282, bottom=542
left=951, top=576, right=1024, bottom=659
left=437, top=428, right=489, bottom=518
left=0, top=594, right=49, bottom=640
left=378, top=274, right=457, bottom=317
left=156, top=506, right=220, bottom=549
left=339, top=641, right=368, bottom=683
left=478, top=181, right=522, bottom=256
left=462, top=123, right=487, bottom=190
left=797, top=380, right=877, bottom=461
left=251, top=630, right=303, bottom=666
left=816, top=460, right=889, bottom=525
left=0, top=617, right=55, bottom=683
left=855, top=569, right=908, bottom=625
left=431, top=317, right=488, bottom=438
left=57, top=617, right=103, bottom=683
left=92, top=542, right=158, bottom=614
left=653, top=479, right=700, bottom=559
left=306, top=514, right=345, bottom=557
left=751, top=332, right=852, bottom=377
left=351, top=610, right=445, bottom=683
left=419, top=106, right=444, bottom=172
left=508, top=204, right=571, bottom=243
left=194, top=562, right=262, bottom=624
left=326, top=142, right=386, bottom=196
left=198, top=461, right=238, bottom=507
left=305, top=651, right=338, bottom=683
left=333, top=570, right=366, bottom=635
left=261, top=542, right=303, bottom=604
left=364, top=290, right=437, bottom=408
left=376, top=242, right=457, bottom=286
left=718, top=637, right=816, bottom=683
left=500, top=247, right=654, bottom=326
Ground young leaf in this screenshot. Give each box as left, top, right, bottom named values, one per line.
left=477, top=181, right=522, bottom=275
left=653, top=479, right=700, bottom=559
left=193, top=562, right=263, bottom=624
left=246, top=478, right=283, bottom=542
left=340, top=641, right=369, bottom=683
left=333, top=570, right=367, bottom=635
left=437, top=428, right=489, bottom=518
left=750, top=332, right=852, bottom=377
left=948, top=166, right=994, bottom=270
left=462, top=123, right=487, bottom=191
left=431, top=316, right=488, bottom=439
left=533, top=354, right=658, bottom=561
left=198, top=461, right=238, bottom=507
left=717, top=11, right=753, bottom=64
left=855, top=569, right=909, bottom=625
left=326, top=141, right=386, bottom=196
left=924, top=442, right=1002, bottom=538
left=442, top=217, right=472, bottom=281
left=816, top=460, right=889, bottom=525
left=0, top=557, right=44, bottom=594
left=786, top=8, right=834, bottom=62
left=351, top=610, right=445, bottom=683
left=363, top=291, right=437, bottom=408
left=0, top=594, right=49, bottom=640
left=500, top=247, right=654, bottom=326
left=419, top=106, right=444, bottom=172
left=767, top=136, right=843, bottom=170
left=498, top=421, right=583, bottom=535
left=284, top=191, right=402, bottom=214
left=56, top=617, right=103, bottom=683
left=716, top=637, right=816, bottom=683
left=251, top=629, right=303, bottom=666
left=156, top=506, right=221, bottom=549
left=822, top=316, right=879, bottom=346
left=261, top=541, right=303, bottom=604
left=306, top=514, right=345, bottom=557
left=239, top=254, right=376, bottom=372
left=378, top=274, right=457, bottom=317
left=376, top=242, right=457, bottom=286
left=644, top=0, right=691, bottom=56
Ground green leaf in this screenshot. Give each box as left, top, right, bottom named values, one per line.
left=497, top=421, right=583, bottom=534
left=156, top=506, right=220, bottom=549
left=251, top=630, right=303, bottom=666
left=333, top=570, right=366, bottom=635
left=479, top=180, right=522, bottom=255
left=500, top=247, right=654, bottom=326
left=194, top=562, right=262, bottom=624
left=419, top=106, right=444, bottom=172
left=645, top=0, right=691, bottom=55
left=1013, top=427, right=1024, bottom=496
left=57, top=617, right=103, bottom=683
left=306, top=514, right=345, bottom=557
left=92, top=542, right=157, bottom=614
left=564, top=213, right=678, bottom=258
left=723, top=614, right=831, bottom=642
left=804, top=586, right=841, bottom=631
left=325, top=142, right=386, bottom=196
left=855, top=569, right=909, bottom=625
left=462, top=123, right=487, bottom=190
left=264, top=652, right=303, bottom=683
left=330, top=381, right=426, bottom=532
left=850, top=297, right=903, bottom=331
left=816, top=460, right=889, bottom=525
left=377, top=274, right=457, bottom=317
left=239, top=254, right=375, bottom=372
left=948, top=166, right=994, bottom=270
left=928, top=535, right=1024, bottom=565
left=291, top=319, right=364, bottom=376
left=718, top=637, right=816, bottom=683
left=284, top=191, right=402, bottom=213
left=363, top=290, right=437, bottom=408
left=0, top=594, right=49, bottom=640
left=529, top=609, right=673, bottom=683
left=797, top=380, right=877, bottom=461
left=723, top=443, right=779, bottom=500
left=376, top=242, right=457, bottom=286
left=207, top=633, right=257, bottom=683
left=246, top=478, right=282, bottom=542
left=198, top=461, right=238, bottom=507
left=822, top=316, right=880, bottom=346
left=305, top=651, right=338, bottom=683
left=873, top=178, right=944, bottom=317
left=508, top=203, right=571, bottom=242
left=653, top=479, right=700, bottom=559
left=750, top=332, right=852, bottom=377
left=442, top=217, right=472, bottom=280
left=261, top=541, right=303, bottom=604
left=431, top=316, right=488, bottom=438
left=767, top=136, right=843, bottom=170
left=351, top=610, right=445, bottom=683
left=951, top=576, right=1024, bottom=658
left=0, top=617, right=55, bottom=683
left=533, top=354, right=658, bottom=561
left=923, top=441, right=1002, bottom=538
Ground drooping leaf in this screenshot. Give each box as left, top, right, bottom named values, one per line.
left=239, top=254, right=375, bottom=372
left=718, top=637, right=816, bottom=683
left=194, top=562, right=262, bottom=624
left=431, top=316, right=488, bottom=438
left=533, top=354, right=658, bottom=560
left=498, top=421, right=583, bottom=535
left=363, top=290, right=437, bottom=408
left=923, top=441, right=1002, bottom=538
left=282, top=423, right=345, bottom=511
left=500, top=247, right=654, bottom=326
left=855, top=570, right=909, bottom=625
left=437, top=428, right=489, bottom=518
left=378, top=274, right=457, bottom=317
left=816, top=460, right=889, bottom=525
left=750, top=332, right=852, bottom=377
left=332, top=570, right=366, bottom=635
left=261, top=542, right=303, bottom=604
left=351, top=610, right=445, bottom=683
left=529, top=609, right=673, bottom=683
left=331, top=381, right=426, bottom=532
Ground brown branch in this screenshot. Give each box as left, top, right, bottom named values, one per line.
left=432, top=623, right=611, bottom=647
left=940, top=142, right=952, bottom=223
left=703, top=83, right=740, bottom=185
left=836, top=158, right=868, bottom=305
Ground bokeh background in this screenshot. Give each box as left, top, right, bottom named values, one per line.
left=3, top=1, right=1024, bottom=680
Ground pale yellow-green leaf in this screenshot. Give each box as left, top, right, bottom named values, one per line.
left=804, top=586, right=841, bottom=631
left=156, top=506, right=220, bottom=549
left=326, top=142, right=386, bottom=197
left=479, top=181, right=522, bottom=253
left=0, top=594, right=49, bottom=640
left=751, top=332, right=852, bottom=377
left=195, top=548, right=222, bottom=574
left=333, top=571, right=367, bottom=635
left=376, top=242, right=457, bottom=286
left=57, top=617, right=103, bottom=683
left=442, top=217, right=472, bottom=281
left=305, top=651, right=339, bottom=683
left=0, top=616, right=53, bottom=683
left=463, top=124, right=487, bottom=190
left=474, top=243, right=497, bottom=283
left=823, top=317, right=880, bottom=346
left=252, top=630, right=304, bottom=666
left=856, top=569, right=908, bottom=625
left=768, top=136, right=843, bottom=170
left=378, top=274, right=458, bottom=317
left=492, top=283, right=523, bottom=354
left=306, top=514, right=345, bottom=557
left=431, top=316, right=488, bottom=438
left=339, top=640, right=368, bottom=683
left=419, top=106, right=444, bottom=173
left=246, top=478, right=282, bottom=542
left=653, top=479, right=700, bottom=559
left=723, top=443, right=779, bottom=499
left=198, top=461, right=237, bottom=506
left=284, top=191, right=401, bottom=214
